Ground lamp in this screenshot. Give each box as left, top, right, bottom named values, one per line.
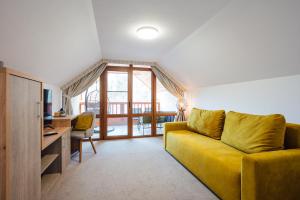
left=136, top=26, right=159, bottom=40
left=175, top=99, right=186, bottom=121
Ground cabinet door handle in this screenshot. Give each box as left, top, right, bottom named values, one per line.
left=37, top=102, right=41, bottom=118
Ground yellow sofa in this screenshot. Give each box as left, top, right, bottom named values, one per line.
left=164, top=122, right=300, bottom=200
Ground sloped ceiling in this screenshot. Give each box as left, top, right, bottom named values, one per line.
left=92, top=0, right=229, bottom=61
left=0, top=0, right=101, bottom=86
left=1, top=0, right=300, bottom=89
left=159, top=0, right=300, bottom=89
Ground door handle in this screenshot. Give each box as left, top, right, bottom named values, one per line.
left=37, top=101, right=41, bottom=118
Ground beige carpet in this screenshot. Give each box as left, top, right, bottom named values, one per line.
left=45, top=137, right=219, bottom=200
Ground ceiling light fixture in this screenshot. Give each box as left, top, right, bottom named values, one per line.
left=136, top=26, right=159, bottom=40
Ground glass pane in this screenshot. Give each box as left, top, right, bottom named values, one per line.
left=92, top=117, right=100, bottom=139
left=156, top=79, right=177, bottom=112
left=107, top=117, right=128, bottom=136
left=156, top=115, right=175, bottom=135
left=107, top=71, right=128, bottom=115
left=133, top=116, right=152, bottom=136
left=107, top=71, right=128, bottom=91
left=132, top=71, right=152, bottom=114
left=71, top=78, right=100, bottom=115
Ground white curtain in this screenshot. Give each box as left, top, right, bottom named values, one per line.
left=151, top=65, right=186, bottom=121
left=61, top=61, right=107, bottom=115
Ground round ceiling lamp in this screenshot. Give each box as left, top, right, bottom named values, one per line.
left=136, top=26, right=159, bottom=40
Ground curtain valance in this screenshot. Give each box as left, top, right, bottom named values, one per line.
left=61, top=61, right=107, bottom=114
left=151, top=65, right=185, bottom=100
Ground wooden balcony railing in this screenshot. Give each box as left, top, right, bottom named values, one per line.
left=79, top=102, right=162, bottom=115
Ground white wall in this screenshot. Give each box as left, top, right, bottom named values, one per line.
left=191, top=75, right=300, bottom=123
left=0, top=0, right=101, bottom=86
left=44, top=83, right=62, bottom=114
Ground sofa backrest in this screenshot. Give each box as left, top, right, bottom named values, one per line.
left=285, top=123, right=300, bottom=149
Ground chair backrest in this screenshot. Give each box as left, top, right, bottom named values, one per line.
left=78, top=112, right=96, bottom=130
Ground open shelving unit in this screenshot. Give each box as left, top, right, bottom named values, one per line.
left=41, top=136, right=62, bottom=198
left=41, top=173, right=61, bottom=196
left=41, top=154, right=59, bottom=174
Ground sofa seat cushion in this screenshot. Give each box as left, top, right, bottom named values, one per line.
left=166, top=130, right=245, bottom=200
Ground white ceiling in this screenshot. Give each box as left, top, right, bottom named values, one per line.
left=92, top=0, right=229, bottom=61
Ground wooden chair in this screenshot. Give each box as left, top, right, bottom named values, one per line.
left=71, top=112, right=97, bottom=162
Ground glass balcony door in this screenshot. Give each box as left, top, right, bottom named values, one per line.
left=100, top=65, right=177, bottom=139
left=102, top=68, right=130, bottom=139
left=132, top=70, right=154, bottom=136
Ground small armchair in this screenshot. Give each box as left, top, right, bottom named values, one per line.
left=71, top=112, right=97, bottom=162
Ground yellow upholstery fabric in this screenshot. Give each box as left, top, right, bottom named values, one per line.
left=166, top=130, right=245, bottom=200
left=284, top=123, right=300, bottom=149
left=242, top=149, right=300, bottom=200
left=164, top=121, right=300, bottom=200
left=187, top=108, right=225, bottom=139
left=163, top=121, right=188, bottom=148
left=75, top=114, right=93, bottom=130
left=221, top=111, right=286, bottom=153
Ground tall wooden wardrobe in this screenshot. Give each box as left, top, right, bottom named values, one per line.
left=0, top=67, right=42, bottom=200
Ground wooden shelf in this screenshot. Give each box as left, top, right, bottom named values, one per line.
left=42, top=127, right=71, bottom=150
left=41, top=173, right=61, bottom=197
left=41, top=154, right=59, bottom=174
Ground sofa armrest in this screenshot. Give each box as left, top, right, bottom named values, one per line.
left=241, top=149, right=300, bottom=200
left=164, top=121, right=188, bottom=133
left=163, top=121, right=188, bottom=148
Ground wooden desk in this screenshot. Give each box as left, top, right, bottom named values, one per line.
left=41, top=117, right=73, bottom=198
left=51, top=115, right=77, bottom=128
left=42, top=127, right=71, bottom=150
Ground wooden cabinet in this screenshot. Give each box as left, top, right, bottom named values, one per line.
left=0, top=67, right=43, bottom=200
left=61, top=130, right=71, bottom=172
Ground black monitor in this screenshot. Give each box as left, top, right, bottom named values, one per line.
left=43, top=89, right=52, bottom=127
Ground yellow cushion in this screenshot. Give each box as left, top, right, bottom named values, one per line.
left=284, top=123, right=300, bottom=149
left=166, top=130, right=244, bottom=200
left=75, top=115, right=93, bottom=130
left=187, top=108, right=225, bottom=139
left=221, top=111, right=286, bottom=153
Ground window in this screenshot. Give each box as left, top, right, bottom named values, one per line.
left=70, top=65, right=179, bottom=139
left=156, top=79, right=177, bottom=134
left=156, top=79, right=177, bottom=113
left=132, top=70, right=152, bottom=114
left=71, top=78, right=100, bottom=139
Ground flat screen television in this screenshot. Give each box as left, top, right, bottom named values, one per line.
left=43, top=89, right=52, bottom=127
